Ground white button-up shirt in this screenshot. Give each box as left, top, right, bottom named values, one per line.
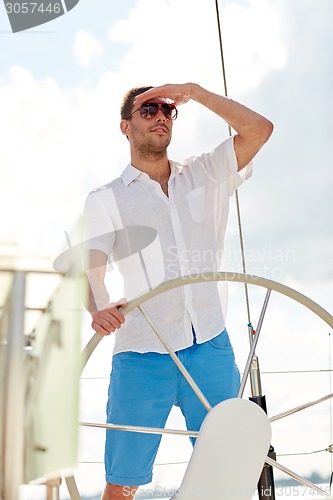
left=84, top=136, right=252, bottom=354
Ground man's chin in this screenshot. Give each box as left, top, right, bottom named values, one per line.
left=151, top=136, right=171, bottom=151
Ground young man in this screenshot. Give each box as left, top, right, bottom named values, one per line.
left=84, top=83, right=273, bottom=499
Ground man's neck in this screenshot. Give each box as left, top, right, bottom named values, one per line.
left=130, top=153, right=171, bottom=196
left=130, top=153, right=170, bottom=182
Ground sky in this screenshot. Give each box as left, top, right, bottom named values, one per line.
left=1, top=0, right=333, bottom=498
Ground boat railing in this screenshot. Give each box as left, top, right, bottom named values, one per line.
left=0, top=264, right=83, bottom=500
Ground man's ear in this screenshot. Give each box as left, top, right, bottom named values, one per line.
left=120, top=119, right=130, bottom=138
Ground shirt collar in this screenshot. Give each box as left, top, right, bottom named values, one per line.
left=121, top=161, right=186, bottom=187
left=171, top=160, right=185, bottom=174
left=121, top=164, right=144, bottom=187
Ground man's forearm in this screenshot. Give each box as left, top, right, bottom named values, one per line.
left=86, top=249, right=109, bottom=317
left=190, top=83, right=272, bottom=139
left=87, top=280, right=109, bottom=317
left=189, top=83, right=273, bottom=170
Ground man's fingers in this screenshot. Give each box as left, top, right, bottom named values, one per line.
left=91, top=319, right=113, bottom=336
left=98, top=310, right=123, bottom=329
left=109, top=307, right=126, bottom=325
left=134, top=84, right=191, bottom=106
left=91, top=305, right=126, bottom=335
left=91, top=316, right=118, bottom=335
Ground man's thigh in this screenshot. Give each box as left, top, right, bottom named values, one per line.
left=105, top=351, right=177, bottom=486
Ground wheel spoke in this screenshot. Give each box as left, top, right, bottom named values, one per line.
left=266, top=456, right=330, bottom=496
left=138, top=305, right=212, bottom=412
left=80, top=421, right=198, bottom=438
left=270, top=392, right=333, bottom=422
left=238, top=289, right=271, bottom=398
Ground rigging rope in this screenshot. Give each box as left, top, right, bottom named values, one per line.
left=214, top=0, right=252, bottom=326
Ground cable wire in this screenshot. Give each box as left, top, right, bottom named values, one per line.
left=278, top=449, right=329, bottom=457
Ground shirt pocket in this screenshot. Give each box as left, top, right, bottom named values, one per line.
left=186, top=186, right=206, bottom=224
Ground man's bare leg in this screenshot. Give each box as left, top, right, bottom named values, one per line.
left=101, top=483, right=138, bottom=499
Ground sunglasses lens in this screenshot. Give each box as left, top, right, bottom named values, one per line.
left=161, top=104, right=172, bottom=119
left=140, top=103, right=158, bottom=118
left=139, top=103, right=177, bottom=120
left=162, top=104, right=178, bottom=119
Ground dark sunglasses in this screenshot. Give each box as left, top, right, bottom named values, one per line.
left=126, top=102, right=178, bottom=120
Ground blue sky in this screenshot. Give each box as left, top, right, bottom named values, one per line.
left=0, top=1, right=136, bottom=81
left=1, top=0, right=333, bottom=498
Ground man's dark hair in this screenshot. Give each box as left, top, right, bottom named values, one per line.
left=120, top=86, right=153, bottom=120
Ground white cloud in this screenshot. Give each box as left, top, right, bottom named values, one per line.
left=221, top=0, right=287, bottom=93
left=73, top=30, right=104, bottom=67
left=0, top=66, right=129, bottom=256
left=0, top=0, right=289, bottom=257
left=108, top=0, right=287, bottom=94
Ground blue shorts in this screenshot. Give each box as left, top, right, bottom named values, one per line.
left=105, top=329, right=240, bottom=486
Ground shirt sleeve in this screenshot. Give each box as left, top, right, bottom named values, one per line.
left=83, top=192, right=115, bottom=256
left=188, top=135, right=253, bottom=196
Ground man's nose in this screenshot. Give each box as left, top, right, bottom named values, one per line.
left=155, top=108, right=167, bottom=122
